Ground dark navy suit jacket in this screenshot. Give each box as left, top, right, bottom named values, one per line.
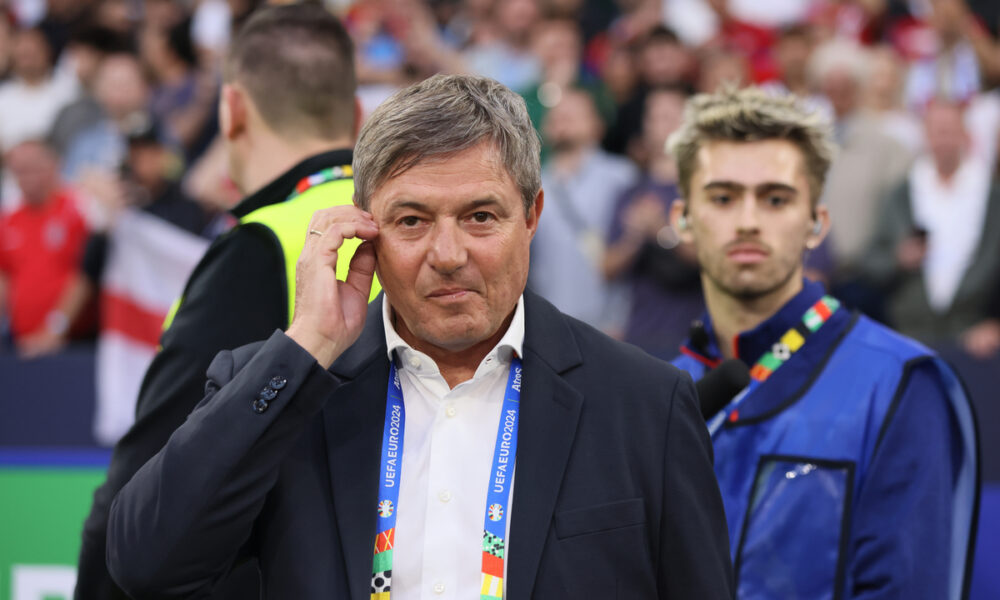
left=107, top=292, right=733, bottom=599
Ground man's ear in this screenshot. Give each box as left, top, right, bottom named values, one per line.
left=806, top=205, right=831, bottom=250
left=219, top=83, right=247, bottom=141
left=669, top=199, right=694, bottom=244
left=526, top=188, right=544, bottom=239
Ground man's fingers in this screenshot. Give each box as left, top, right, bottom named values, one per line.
left=344, top=240, right=377, bottom=298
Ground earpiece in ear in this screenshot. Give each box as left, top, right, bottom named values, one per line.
left=678, top=215, right=689, bottom=230
left=811, top=220, right=822, bottom=236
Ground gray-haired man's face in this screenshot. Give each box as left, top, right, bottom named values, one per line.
left=367, top=142, right=543, bottom=356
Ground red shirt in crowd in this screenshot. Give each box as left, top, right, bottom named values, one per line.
left=0, top=190, right=88, bottom=339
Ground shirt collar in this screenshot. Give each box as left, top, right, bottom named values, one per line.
left=230, top=148, right=354, bottom=218
left=681, top=279, right=828, bottom=367
left=382, top=295, right=525, bottom=375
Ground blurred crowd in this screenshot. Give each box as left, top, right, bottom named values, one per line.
left=4, top=0, right=1000, bottom=400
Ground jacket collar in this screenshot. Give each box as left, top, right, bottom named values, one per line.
left=681, top=279, right=829, bottom=368
left=322, top=290, right=585, bottom=599
left=230, top=148, right=354, bottom=218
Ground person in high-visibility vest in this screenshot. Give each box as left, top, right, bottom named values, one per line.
left=75, top=6, right=374, bottom=599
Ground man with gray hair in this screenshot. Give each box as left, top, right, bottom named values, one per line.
left=106, top=74, right=733, bottom=599
left=668, top=86, right=978, bottom=600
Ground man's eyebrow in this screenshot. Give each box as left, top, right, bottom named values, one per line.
left=467, top=197, right=504, bottom=210
left=755, top=182, right=798, bottom=195
left=703, top=180, right=745, bottom=191
left=384, top=199, right=432, bottom=213
left=702, top=181, right=798, bottom=195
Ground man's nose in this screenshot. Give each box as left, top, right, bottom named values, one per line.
left=736, top=194, right=761, bottom=234
left=427, top=220, right=468, bottom=274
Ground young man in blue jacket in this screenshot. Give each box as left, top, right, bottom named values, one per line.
left=668, top=87, right=979, bottom=600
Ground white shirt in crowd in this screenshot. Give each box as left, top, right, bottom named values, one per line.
left=0, top=72, right=78, bottom=152
left=381, top=294, right=523, bottom=600
left=910, top=155, right=992, bottom=313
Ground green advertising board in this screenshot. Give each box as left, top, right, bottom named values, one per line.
left=0, top=450, right=108, bottom=600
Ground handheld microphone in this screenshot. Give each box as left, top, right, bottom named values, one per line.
left=695, top=359, right=751, bottom=419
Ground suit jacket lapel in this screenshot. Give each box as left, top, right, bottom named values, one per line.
left=320, top=293, right=585, bottom=599
left=323, top=297, right=389, bottom=600
left=507, top=292, right=584, bottom=599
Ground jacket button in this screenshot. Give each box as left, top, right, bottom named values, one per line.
left=252, top=398, right=269, bottom=413
left=269, top=375, right=287, bottom=390
left=258, top=387, right=278, bottom=401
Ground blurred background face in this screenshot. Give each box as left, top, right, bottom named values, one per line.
left=640, top=37, right=691, bottom=87
left=924, top=101, right=968, bottom=172
left=6, top=142, right=59, bottom=205
left=95, top=54, right=150, bottom=121
left=542, top=90, right=602, bottom=152
left=698, top=50, right=748, bottom=94
left=863, top=47, right=904, bottom=111
left=495, top=0, right=538, bottom=42
left=776, top=29, right=813, bottom=84
left=12, top=29, right=52, bottom=82
left=642, top=89, right=686, bottom=152
left=532, top=20, right=581, bottom=76
left=139, top=26, right=170, bottom=77
left=819, top=68, right=858, bottom=118
left=127, top=142, right=169, bottom=189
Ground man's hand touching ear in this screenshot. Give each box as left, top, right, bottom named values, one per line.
left=285, top=206, right=379, bottom=369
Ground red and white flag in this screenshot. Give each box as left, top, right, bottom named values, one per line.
left=94, top=208, right=208, bottom=446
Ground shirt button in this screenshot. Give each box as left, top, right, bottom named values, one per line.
left=438, top=489, right=452, bottom=503
left=433, top=582, right=446, bottom=594
left=445, top=405, right=457, bottom=418
left=408, top=356, right=421, bottom=368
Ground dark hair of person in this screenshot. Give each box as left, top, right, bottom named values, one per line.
left=69, top=24, right=134, bottom=55
left=224, top=4, right=356, bottom=140
left=167, top=18, right=198, bottom=68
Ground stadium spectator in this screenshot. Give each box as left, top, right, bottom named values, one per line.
left=861, top=45, right=925, bottom=151
left=810, top=39, right=913, bottom=316
left=140, top=17, right=217, bottom=161
left=0, top=140, right=89, bottom=355
left=863, top=99, right=1000, bottom=344
left=697, top=46, right=750, bottom=93
left=700, top=0, right=780, bottom=83
left=49, top=25, right=132, bottom=161
left=603, top=25, right=695, bottom=155
left=62, top=52, right=150, bottom=180
left=522, top=17, right=615, bottom=150
left=902, top=0, right=981, bottom=108
left=0, top=27, right=78, bottom=152
left=461, top=0, right=540, bottom=91
left=603, top=86, right=703, bottom=359
left=529, top=88, right=637, bottom=335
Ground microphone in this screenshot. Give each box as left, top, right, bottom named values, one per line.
left=696, top=359, right=750, bottom=419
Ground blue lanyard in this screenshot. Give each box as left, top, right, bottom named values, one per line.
left=370, top=356, right=523, bottom=600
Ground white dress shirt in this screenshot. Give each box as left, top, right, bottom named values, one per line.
left=382, top=295, right=524, bottom=600
left=909, top=156, right=991, bottom=312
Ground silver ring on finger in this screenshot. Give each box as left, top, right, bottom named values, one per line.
left=308, top=229, right=324, bottom=237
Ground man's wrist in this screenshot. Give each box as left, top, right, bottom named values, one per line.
left=285, top=325, right=340, bottom=370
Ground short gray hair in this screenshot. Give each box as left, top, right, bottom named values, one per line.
left=668, top=86, right=836, bottom=206
left=353, top=74, right=541, bottom=214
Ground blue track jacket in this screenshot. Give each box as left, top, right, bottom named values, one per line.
left=673, top=281, right=978, bottom=600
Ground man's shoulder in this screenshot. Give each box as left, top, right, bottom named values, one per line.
left=842, top=314, right=937, bottom=366
left=555, top=307, right=686, bottom=385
